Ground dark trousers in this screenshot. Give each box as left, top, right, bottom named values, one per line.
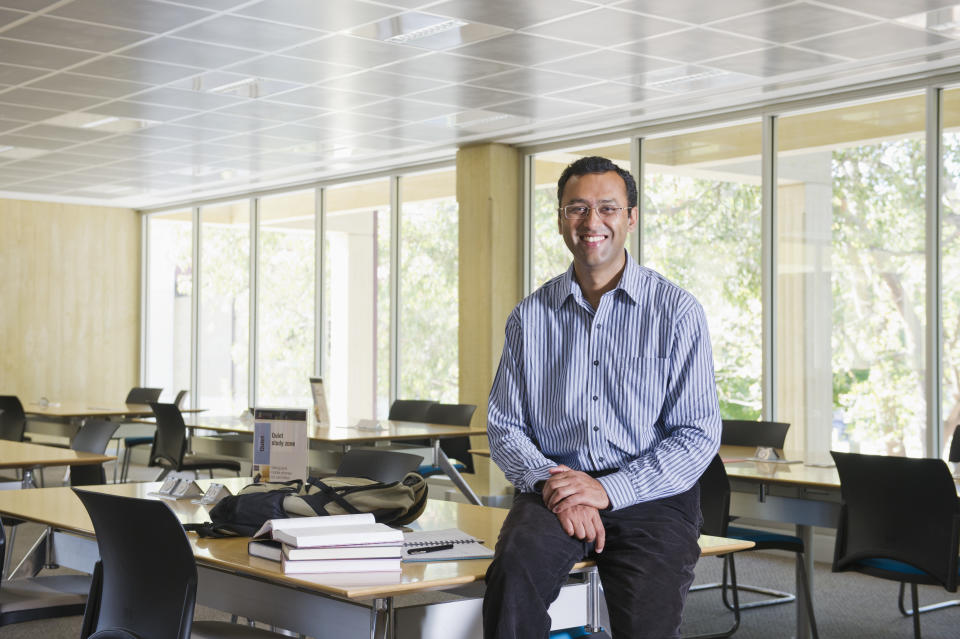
left=483, top=485, right=701, bottom=639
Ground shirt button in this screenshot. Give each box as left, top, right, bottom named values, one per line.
left=596, top=324, right=602, bottom=329
left=593, top=360, right=599, bottom=366
left=592, top=395, right=598, bottom=401
left=599, top=456, right=605, bottom=462
left=593, top=426, right=599, bottom=432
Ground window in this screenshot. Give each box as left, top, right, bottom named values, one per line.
left=941, top=88, right=960, bottom=457
left=643, top=123, right=764, bottom=422
left=398, top=168, right=459, bottom=403
left=778, top=95, right=927, bottom=456
left=530, top=142, right=632, bottom=288
left=198, top=200, right=250, bottom=414
left=257, top=190, right=315, bottom=407
left=144, top=209, right=192, bottom=403
left=325, top=179, right=390, bottom=423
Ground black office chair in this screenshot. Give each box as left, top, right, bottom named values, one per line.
left=689, top=454, right=819, bottom=638
left=720, top=419, right=790, bottom=449
left=948, top=425, right=960, bottom=464
left=409, top=403, right=478, bottom=477
left=125, top=387, right=163, bottom=404
left=121, top=389, right=187, bottom=482
left=0, top=519, right=90, bottom=628
left=149, top=402, right=241, bottom=481
left=832, top=451, right=960, bottom=639
left=0, top=395, right=26, bottom=442
left=74, top=489, right=287, bottom=639
left=388, top=399, right=437, bottom=422
left=336, top=448, right=423, bottom=483
left=70, top=419, right=121, bottom=486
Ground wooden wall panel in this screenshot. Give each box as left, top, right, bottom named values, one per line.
left=0, top=198, right=140, bottom=405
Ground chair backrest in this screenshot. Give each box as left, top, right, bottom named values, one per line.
left=424, top=403, right=478, bottom=473
left=173, top=390, right=188, bottom=409
left=948, top=425, right=960, bottom=463
left=698, top=454, right=731, bottom=537
left=124, top=387, right=163, bottom=404
left=388, top=399, right=437, bottom=422
left=70, top=420, right=121, bottom=486
left=73, top=489, right=197, bottom=639
left=336, top=449, right=423, bottom=483
left=721, top=420, right=790, bottom=449
left=0, top=395, right=26, bottom=442
left=831, top=451, right=960, bottom=591
left=149, top=402, right=187, bottom=470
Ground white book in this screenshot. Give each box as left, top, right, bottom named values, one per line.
left=281, top=556, right=401, bottom=574
left=284, top=544, right=403, bottom=561
left=252, top=513, right=376, bottom=540
left=273, top=522, right=403, bottom=549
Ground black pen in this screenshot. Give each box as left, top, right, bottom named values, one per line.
left=408, top=544, right=454, bottom=555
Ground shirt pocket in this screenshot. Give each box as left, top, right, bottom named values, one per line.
left=617, top=356, right=669, bottom=425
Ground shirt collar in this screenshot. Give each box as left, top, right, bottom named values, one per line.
left=551, top=250, right=642, bottom=310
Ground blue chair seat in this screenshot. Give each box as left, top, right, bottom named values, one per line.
left=726, top=525, right=804, bottom=552
left=550, top=626, right=595, bottom=639
left=123, top=435, right=153, bottom=447
left=855, top=557, right=960, bottom=579
left=417, top=462, right=466, bottom=477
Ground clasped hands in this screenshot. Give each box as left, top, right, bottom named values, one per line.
left=541, top=464, right=610, bottom=552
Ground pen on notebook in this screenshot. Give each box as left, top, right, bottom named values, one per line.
left=408, top=544, right=454, bottom=555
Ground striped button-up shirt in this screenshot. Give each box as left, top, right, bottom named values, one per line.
left=487, top=254, right=721, bottom=510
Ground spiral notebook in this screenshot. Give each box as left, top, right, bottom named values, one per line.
left=401, top=528, right=494, bottom=562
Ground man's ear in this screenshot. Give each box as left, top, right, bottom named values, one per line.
left=627, top=206, right=638, bottom=230
left=557, top=211, right=563, bottom=234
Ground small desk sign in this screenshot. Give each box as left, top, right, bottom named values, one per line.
left=195, top=482, right=232, bottom=505
left=154, top=477, right=204, bottom=500
left=252, top=408, right=308, bottom=483
left=309, top=377, right=330, bottom=428
left=157, top=476, right=180, bottom=496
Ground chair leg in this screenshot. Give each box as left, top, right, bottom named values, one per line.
left=795, top=553, right=819, bottom=639
left=911, top=583, right=922, bottom=639
left=682, top=553, right=741, bottom=639
left=898, top=581, right=960, bottom=616
left=719, top=554, right=795, bottom=611
left=120, top=447, right=131, bottom=483
left=155, top=468, right=171, bottom=481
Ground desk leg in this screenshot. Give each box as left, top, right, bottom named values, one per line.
left=370, top=597, right=392, bottom=639
left=433, top=441, right=482, bottom=506
left=586, top=568, right=601, bottom=632
left=796, top=524, right=814, bottom=639
left=20, top=467, right=37, bottom=489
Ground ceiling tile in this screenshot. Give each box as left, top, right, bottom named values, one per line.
left=253, top=122, right=339, bottom=141
left=622, top=28, right=765, bottom=63
left=170, top=72, right=302, bottom=99
left=712, top=2, right=877, bottom=43
left=134, top=123, right=227, bottom=141
left=0, top=87, right=103, bottom=110
left=26, top=72, right=150, bottom=98
left=639, top=64, right=757, bottom=92
left=123, top=37, right=260, bottom=68
left=410, top=84, right=521, bottom=108
left=0, top=1, right=60, bottom=10
left=217, top=100, right=325, bottom=121
left=175, top=111, right=274, bottom=132
left=488, top=97, right=596, bottom=120
left=132, top=86, right=244, bottom=110
left=62, top=141, right=140, bottom=159
left=524, top=7, right=683, bottom=46
left=0, top=38, right=98, bottom=69
left=337, top=133, right=419, bottom=151
left=800, top=23, right=954, bottom=58
left=548, top=81, right=668, bottom=106
left=173, top=14, right=323, bottom=51
left=452, top=33, right=594, bottom=66
left=91, top=100, right=198, bottom=122
left=0, top=7, right=24, bottom=28
left=302, top=111, right=400, bottom=134
left=0, top=118, right=22, bottom=132
left=379, top=52, right=516, bottom=82
left=614, top=0, right=793, bottom=25
left=538, top=50, right=674, bottom=81
left=214, top=131, right=309, bottom=150
left=71, top=56, right=201, bottom=83
left=0, top=102, right=63, bottom=121
left=3, top=15, right=151, bottom=52
left=223, top=55, right=355, bottom=84
left=321, top=70, right=445, bottom=97
left=14, top=123, right=112, bottom=142
left=237, top=0, right=399, bottom=31
left=709, top=46, right=846, bottom=75
left=286, top=34, right=421, bottom=67
left=467, top=68, right=587, bottom=94
left=50, top=0, right=213, bottom=33
left=353, top=97, right=459, bottom=120
left=429, top=0, right=589, bottom=29
left=160, top=0, right=251, bottom=11
left=826, top=0, right=960, bottom=20
left=379, top=121, right=462, bottom=142
left=0, top=133, right=69, bottom=149
left=0, top=63, right=46, bottom=85
left=269, top=86, right=382, bottom=110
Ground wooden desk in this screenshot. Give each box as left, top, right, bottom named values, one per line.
left=140, top=415, right=490, bottom=506
left=0, top=440, right=115, bottom=488
left=0, top=479, right=752, bottom=639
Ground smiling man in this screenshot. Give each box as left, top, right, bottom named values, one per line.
left=483, top=156, right=721, bottom=639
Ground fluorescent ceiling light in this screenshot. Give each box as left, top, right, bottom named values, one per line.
left=0, top=145, right=14, bottom=154
left=385, top=19, right=467, bottom=44
left=208, top=76, right=258, bottom=94
left=44, top=112, right=158, bottom=132
left=80, top=116, right=120, bottom=129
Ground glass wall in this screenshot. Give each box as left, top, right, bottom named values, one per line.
left=530, top=141, right=631, bottom=288
left=325, top=178, right=390, bottom=423
left=198, top=199, right=250, bottom=414
left=144, top=208, right=192, bottom=403
left=398, top=168, right=459, bottom=403
left=778, top=95, right=927, bottom=456
left=643, top=123, right=763, bottom=422
left=257, top=190, right=315, bottom=407
left=941, top=88, right=960, bottom=457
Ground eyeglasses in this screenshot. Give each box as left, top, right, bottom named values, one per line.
left=560, top=204, right=626, bottom=220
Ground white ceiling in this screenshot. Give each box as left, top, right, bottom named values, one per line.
left=2, top=0, right=960, bottom=209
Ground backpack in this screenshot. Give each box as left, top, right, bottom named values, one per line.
left=186, top=472, right=428, bottom=538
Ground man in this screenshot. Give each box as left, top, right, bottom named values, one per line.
left=483, top=156, right=721, bottom=639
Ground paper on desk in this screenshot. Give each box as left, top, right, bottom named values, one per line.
left=352, top=419, right=386, bottom=431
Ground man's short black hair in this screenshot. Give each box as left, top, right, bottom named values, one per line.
left=556, top=156, right=637, bottom=209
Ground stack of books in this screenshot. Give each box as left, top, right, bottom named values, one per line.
left=248, top=512, right=404, bottom=574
